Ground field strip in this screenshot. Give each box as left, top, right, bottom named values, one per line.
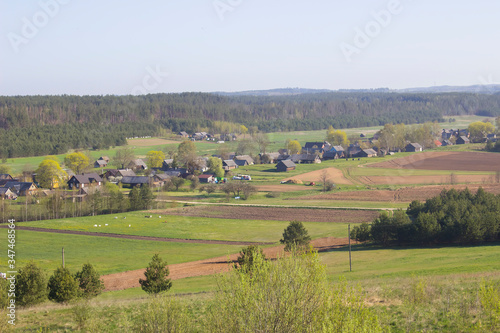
left=101, top=236, right=350, bottom=291
left=159, top=200, right=396, bottom=211
left=0, top=225, right=272, bottom=245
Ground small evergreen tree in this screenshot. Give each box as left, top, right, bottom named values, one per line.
left=140, top=185, right=155, bottom=209
left=280, top=221, right=311, bottom=252
left=139, top=254, right=172, bottom=295
left=74, top=263, right=104, bottom=299
left=236, top=245, right=265, bottom=272
left=16, top=261, right=47, bottom=307
left=48, top=266, right=79, bottom=303
left=128, top=186, right=143, bottom=211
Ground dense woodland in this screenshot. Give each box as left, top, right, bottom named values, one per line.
left=352, top=188, right=500, bottom=246
left=1, top=92, right=500, bottom=157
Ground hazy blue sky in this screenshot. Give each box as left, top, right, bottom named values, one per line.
left=1, top=0, right=499, bottom=95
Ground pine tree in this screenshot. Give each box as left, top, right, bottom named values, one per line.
left=139, top=254, right=172, bottom=295
left=74, top=263, right=104, bottom=298
left=48, top=266, right=79, bottom=303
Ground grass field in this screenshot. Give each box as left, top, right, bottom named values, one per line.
left=0, top=230, right=243, bottom=275
left=14, top=211, right=350, bottom=242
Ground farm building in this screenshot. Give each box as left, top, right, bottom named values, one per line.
left=178, top=131, right=189, bottom=138
left=0, top=174, right=14, bottom=181
left=405, top=143, right=423, bottom=152
left=323, top=146, right=345, bottom=159
left=198, top=174, right=215, bottom=183
left=98, top=156, right=110, bottom=163
left=291, top=154, right=321, bottom=164
left=0, top=187, right=17, bottom=199
left=94, top=159, right=108, bottom=168
left=356, top=149, right=378, bottom=158
left=441, top=139, right=453, bottom=146
left=259, top=152, right=280, bottom=164
left=120, top=176, right=150, bottom=187
left=162, top=159, right=175, bottom=170
left=456, top=136, right=470, bottom=145
left=235, top=155, right=255, bottom=166
left=223, top=160, right=238, bottom=171
left=67, top=173, right=103, bottom=190
left=276, top=160, right=296, bottom=172
left=434, top=140, right=442, bottom=147
left=128, top=159, right=148, bottom=171
left=302, top=142, right=327, bottom=154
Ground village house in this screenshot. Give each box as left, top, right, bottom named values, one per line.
left=67, top=173, right=103, bottom=190
left=302, top=142, right=328, bottom=154
left=355, top=149, right=378, bottom=158
left=259, top=152, right=280, bottom=164
left=128, top=159, right=148, bottom=171
left=234, top=155, right=255, bottom=166
left=441, top=139, right=453, bottom=146
left=120, top=176, right=150, bottom=188
left=323, top=146, right=345, bottom=159
left=291, top=154, right=321, bottom=164
left=198, top=174, right=215, bottom=183
left=276, top=160, right=296, bottom=172
left=103, top=169, right=136, bottom=183
left=456, top=136, right=470, bottom=145
left=94, top=159, right=108, bottom=168
left=178, top=131, right=189, bottom=138
left=161, top=159, right=175, bottom=171
left=0, top=174, right=14, bottom=181
left=222, top=160, right=238, bottom=171
left=405, top=143, right=423, bottom=152
left=0, top=187, right=17, bottom=199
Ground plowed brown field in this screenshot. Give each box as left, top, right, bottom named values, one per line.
left=102, top=237, right=350, bottom=291
left=292, top=184, right=500, bottom=202
left=162, top=206, right=379, bottom=223
left=281, top=167, right=352, bottom=185
left=368, top=151, right=500, bottom=172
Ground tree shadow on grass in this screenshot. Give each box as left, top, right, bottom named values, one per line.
left=328, top=241, right=500, bottom=253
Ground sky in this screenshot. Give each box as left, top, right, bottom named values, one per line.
left=1, top=0, right=500, bottom=95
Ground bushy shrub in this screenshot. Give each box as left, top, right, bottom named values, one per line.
left=16, top=261, right=47, bottom=307
left=135, top=296, right=189, bottom=333
left=48, top=266, right=79, bottom=303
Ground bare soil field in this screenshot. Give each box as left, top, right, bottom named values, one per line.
left=162, top=206, right=379, bottom=223
left=127, top=138, right=179, bottom=146
left=293, top=184, right=500, bottom=203
left=102, top=237, right=350, bottom=291
left=282, top=167, right=352, bottom=185
left=358, top=174, right=495, bottom=185
left=368, top=151, right=500, bottom=172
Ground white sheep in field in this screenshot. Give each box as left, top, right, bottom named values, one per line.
left=114, top=217, right=118, bottom=219
left=159, top=216, right=161, bottom=218
left=99, top=225, right=101, bottom=227
left=105, top=224, right=108, bottom=226
left=129, top=225, right=131, bottom=227
left=94, top=225, right=97, bottom=227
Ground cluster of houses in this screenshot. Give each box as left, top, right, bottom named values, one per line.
left=0, top=174, right=38, bottom=199
left=441, top=128, right=497, bottom=144
left=178, top=131, right=237, bottom=142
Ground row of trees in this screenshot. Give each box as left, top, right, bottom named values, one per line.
left=351, top=188, right=500, bottom=245
left=7, top=92, right=500, bottom=157
left=0, top=262, right=103, bottom=307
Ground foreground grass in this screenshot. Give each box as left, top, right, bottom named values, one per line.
left=15, top=211, right=350, bottom=242
left=0, top=230, right=242, bottom=275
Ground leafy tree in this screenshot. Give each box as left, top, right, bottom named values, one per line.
left=64, top=152, right=90, bottom=174
left=0, top=164, right=11, bottom=175
left=146, top=150, right=166, bottom=169
left=140, top=185, right=155, bottom=209
left=139, top=254, right=172, bottom=295
left=48, top=266, right=79, bottom=303
left=235, top=245, right=265, bottom=272
left=36, top=157, right=68, bottom=189
left=236, top=139, right=256, bottom=156
left=177, top=140, right=196, bottom=162
left=253, top=132, right=270, bottom=154
left=241, top=183, right=257, bottom=200
left=207, top=156, right=224, bottom=178
left=74, top=263, right=104, bottom=298
left=188, top=175, right=199, bottom=191
left=350, top=223, right=371, bottom=242
left=207, top=249, right=382, bottom=332
left=128, top=186, right=143, bottom=211
left=287, top=140, right=302, bottom=155
left=170, top=177, right=185, bottom=191
left=16, top=261, right=47, bottom=307
left=468, top=121, right=495, bottom=142
left=280, top=221, right=311, bottom=251
left=326, top=126, right=350, bottom=146
left=239, top=124, right=248, bottom=135
left=114, top=147, right=135, bottom=169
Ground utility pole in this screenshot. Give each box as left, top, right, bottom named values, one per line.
left=348, top=224, right=352, bottom=272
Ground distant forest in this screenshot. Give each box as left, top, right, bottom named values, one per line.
left=1, top=92, right=500, bottom=158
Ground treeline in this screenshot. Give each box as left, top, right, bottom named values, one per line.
left=2, top=92, right=500, bottom=157
left=352, top=188, right=500, bottom=246
left=0, top=122, right=157, bottom=158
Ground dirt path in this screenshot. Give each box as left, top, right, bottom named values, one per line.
left=101, top=237, right=350, bottom=291
left=281, top=167, right=353, bottom=185
left=0, top=226, right=271, bottom=246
